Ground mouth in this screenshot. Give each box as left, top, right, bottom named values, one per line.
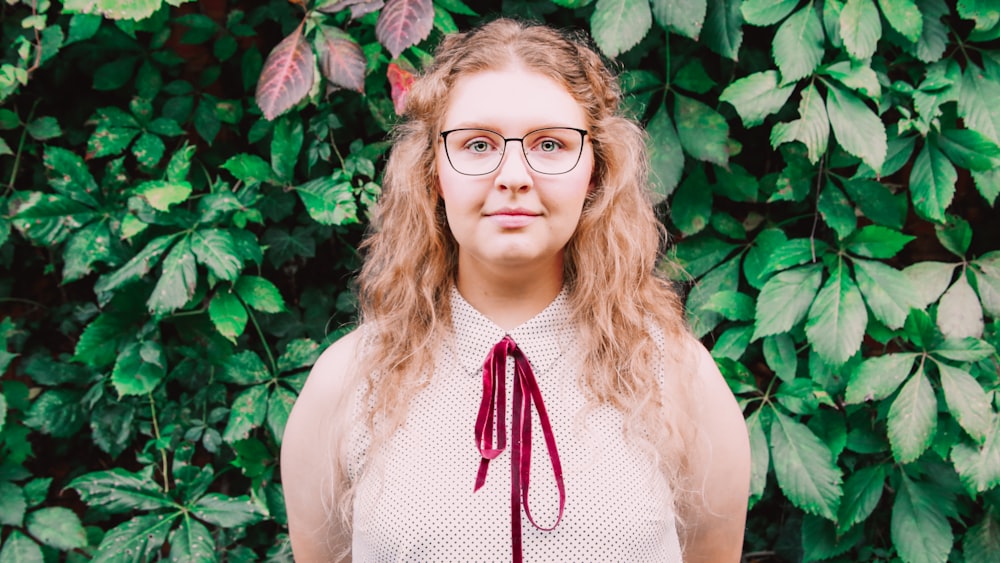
left=485, top=208, right=540, bottom=228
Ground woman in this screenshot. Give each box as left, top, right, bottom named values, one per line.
left=282, top=19, right=750, bottom=562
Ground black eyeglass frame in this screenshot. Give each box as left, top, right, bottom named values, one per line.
left=438, top=127, right=589, bottom=176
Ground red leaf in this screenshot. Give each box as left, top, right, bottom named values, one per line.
left=255, top=23, right=315, bottom=121
left=316, top=26, right=366, bottom=93
left=317, top=0, right=384, bottom=19
left=387, top=63, right=415, bottom=115
left=375, top=0, right=434, bottom=59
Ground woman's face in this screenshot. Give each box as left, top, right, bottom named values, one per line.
left=436, top=67, right=594, bottom=278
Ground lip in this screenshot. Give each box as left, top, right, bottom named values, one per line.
left=486, top=207, right=540, bottom=229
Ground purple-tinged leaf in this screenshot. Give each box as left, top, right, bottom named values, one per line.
left=317, top=0, right=385, bottom=19
left=316, top=26, right=366, bottom=93
left=255, top=23, right=315, bottom=121
left=376, top=0, right=434, bottom=59
left=387, top=62, right=415, bottom=115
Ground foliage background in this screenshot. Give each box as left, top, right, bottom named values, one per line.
left=1, top=0, right=999, bottom=561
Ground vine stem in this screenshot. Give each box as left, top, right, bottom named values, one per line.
left=5, top=98, right=40, bottom=193
left=149, top=393, right=170, bottom=494
left=246, top=304, right=278, bottom=375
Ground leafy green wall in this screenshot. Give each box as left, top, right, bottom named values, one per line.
left=1, top=0, right=998, bottom=561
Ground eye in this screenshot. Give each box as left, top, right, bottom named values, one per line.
left=537, top=139, right=563, bottom=152
left=467, top=140, right=492, bottom=153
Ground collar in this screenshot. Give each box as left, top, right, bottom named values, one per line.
left=448, top=285, right=574, bottom=377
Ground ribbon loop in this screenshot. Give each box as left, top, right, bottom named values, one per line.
left=473, top=336, right=565, bottom=562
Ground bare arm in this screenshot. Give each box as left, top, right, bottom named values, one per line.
left=281, top=330, right=363, bottom=563
left=680, top=340, right=751, bottom=562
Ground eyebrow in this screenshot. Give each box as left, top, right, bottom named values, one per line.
left=443, top=122, right=588, bottom=133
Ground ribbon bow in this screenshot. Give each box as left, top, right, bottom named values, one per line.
left=474, top=335, right=566, bottom=562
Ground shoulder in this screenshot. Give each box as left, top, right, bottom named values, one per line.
left=678, top=335, right=751, bottom=562
left=281, top=328, right=365, bottom=562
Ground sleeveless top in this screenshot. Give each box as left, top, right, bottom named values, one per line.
left=347, top=288, right=683, bottom=562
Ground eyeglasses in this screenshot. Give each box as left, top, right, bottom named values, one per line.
left=439, top=127, right=589, bottom=176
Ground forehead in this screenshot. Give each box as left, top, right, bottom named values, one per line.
left=441, top=68, right=588, bottom=132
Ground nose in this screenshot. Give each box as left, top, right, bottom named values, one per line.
left=494, top=140, right=533, bottom=192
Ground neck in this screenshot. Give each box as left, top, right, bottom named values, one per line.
left=456, top=255, right=564, bottom=330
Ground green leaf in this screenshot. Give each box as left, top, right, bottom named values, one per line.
left=743, top=229, right=788, bottom=289
left=135, top=180, right=192, bottom=212
left=92, top=513, right=178, bottom=563
left=822, top=60, right=882, bottom=100
left=701, top=0, right=743, bottom=60
left=846, top=225, right=915, bottom=259
left=719, top=71, right=796, bottom=128
left=888, top=368, right=937, bottom=463
left=25, top=507, right=87, bottom=551
left=845, top=353, right=917, bottom=403
left=801, top=514, right=861, bottom=561
left=964, top=510, right=1000, bottom=563
left=763, top=334, right=798, bottom=382
left=843, top=178, right=908, bottom=229
left=0, top=482, right=26, bottom=527
left=191, top=493, right=265, bottom=527
left=853, top=259, right=921, bottom=329
left=112, top=340, right=166, bottom=397
left=295, top=176, right=358, bottom=226
left=891, top=473, right=953, bottom=563
left=674, top=94, right=729, bottom=166
left=132, top=131, right=165, bottom=168
left=670, top=168, right=711, bottom=235
left=771, top=84, right=829, bottom=164
left=878, top=0, right=923, bottom=42
left=910, top=141, right=956, bottom=222
left=23, top=389, right=85, bottom=438
left=10, top=192, right=97, bottom=246
left=222, top=385, right=269, bottom=443
left=68, top=467, right=173, bottom=513
left=650, top=0, right=705, bottom=39
left=741, top=0, right=798, bottom=25
left=773, top=4, right=825, bottom=84
left=43, top=147, right=100, bottom=207
left=590, top=0, right=652, bottom=57
left=934, top=214, right=972, bottom=258
left=267, top=386, right=297, bottom=443
left=702, top=290, right=754, bottom=322
left=932, top=337, right=996, bottom=362
left=903, top=261, right=956, bottom=309
left=818, top=181, right=856, bottom=240
left=952, top=417, right=1000, bottom=494
left=277, top=338, right=321, bottom=373
left=209, top=290, right=247, bottom=344
left=222, top=153, right=275, bottom=185
left=647, top=103, right=684, bottom=202
left=747, top=412, right=769, bottom=504
left=959, top=63, right=1000, bottom=143
left=0, top=531, right=42, bottom=563
left=753, top=264, right=824, bottom=340
left=686, top=256, right=740, bottom=337
left=806, top=263, right=868, bottom=364
left=148, top=236, right=197, bottom=316
left=74, top=311, right=132, bottom=368
left=270, top=115, right=304, bottom=180
left=234, top=276, right=286, bottom=313
left=94, top=233, right=180, bottom=297
left=222, top=350, right=270, bottom=385
left=769, top=409, right=842, bottom=520
left=971, top=167, right=999, bottom=205
left=63, top=220, right=116, bottom=283
left=27, top=116, right=62, bottom=141
left=971, top=252, right=1000, bottom=316
left=836, top=465, right=886, bottom=533
left=90, top=401, right=136, bottom=458
left=937, top=361, right=993, bottom=443
left=935, top=128, right=1000, bottom=171
left=711, top=324, right=753, bottom=361
left=907, top=0, right=949, bottom=63
left=168, top=517, right=214, bottom=563
left=938, top=273, right=984, bottom=339
left=826, top=83, right=887, bottom=174
left=191, top=229, right=242, bottom=281
left=840, top=0, right=881, bottom=60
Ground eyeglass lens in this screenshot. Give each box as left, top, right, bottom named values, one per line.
left=442, top=128, right=585, bottom=175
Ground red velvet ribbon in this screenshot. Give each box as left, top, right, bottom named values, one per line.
left=474, top=335, right=566, bottom=562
